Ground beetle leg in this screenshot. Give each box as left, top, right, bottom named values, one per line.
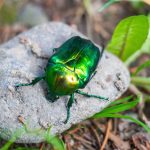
left=64, top=93, right=74, bottom=124
left=75, top=90, right=108, bottom=100
left=15, top=76, right=44, bottom=88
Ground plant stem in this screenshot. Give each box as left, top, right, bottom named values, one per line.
left=144, top=95, right=150, bottom=102
left=125, top=50, right=143, bottom=66
left=83, top=0, right=92, bottom=15
left=131, top=76, right=150, bottom=86
left=129, top=84, right=150, bottom=127
left=83, top=0, right=93, bottom=40
left=98, top=0, right=118, bottom=12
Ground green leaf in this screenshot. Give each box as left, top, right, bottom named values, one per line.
left=94, top=113, right=150, bottom=133
left=132, top=60, right=150, bottom=76
left=139, top=14, right=150, bottom=54
left=125, top=14, right=150, bottom=66
left=109, top=95, right=133, bottom=106
left=101, top=100, right=138, bottom=114
left=92, top=96, right=150, bottom=133
left=107, top=15, right=149, bottom=61
left=1, top=125, right=66, bottom=150
left=1, top=128, right=25, bottom=150
left=45, top=128, right=66, bottom=150
left=50, top=136, right=66, bottom=150
left=93, top=97, right=139, bottom=117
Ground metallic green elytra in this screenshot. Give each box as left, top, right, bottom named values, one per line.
left=15, top=36, right=108, bottom=124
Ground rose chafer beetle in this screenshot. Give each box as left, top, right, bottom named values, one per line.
left=15, top=36, right=108, bottom=123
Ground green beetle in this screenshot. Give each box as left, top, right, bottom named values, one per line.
left=15, top=36, right=108, bottom=123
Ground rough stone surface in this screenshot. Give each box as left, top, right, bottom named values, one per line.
left=0, top=22, right=130, bottom=143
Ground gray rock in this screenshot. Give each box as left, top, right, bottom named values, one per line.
left=0, top=22, right=130, bottom=143
left=17, top=3, right=49, bottom=26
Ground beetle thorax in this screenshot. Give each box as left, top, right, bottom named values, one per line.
left=45, top=63, right=80, bottom=96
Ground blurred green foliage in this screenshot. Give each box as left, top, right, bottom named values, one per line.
left=0, top=4, right=17, bottom=25
left=131, top=1, right=145, bottom=9
left=132, top=60, right=150, bottom=76
left=0, top=0, right=25, bottom=25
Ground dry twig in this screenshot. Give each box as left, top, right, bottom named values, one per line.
left=129, top=84, right=150, bottom=127
left=100, top=119, right=112, bottom=150
left=39, top=143, right=44, bottom=150
left=64, top=135, right=72, bottom=150
left=73, top=134, right=92, bottom=145
left=93, top=120, right=130, bottom=150
left=90, top=124, right=102, bottom=149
